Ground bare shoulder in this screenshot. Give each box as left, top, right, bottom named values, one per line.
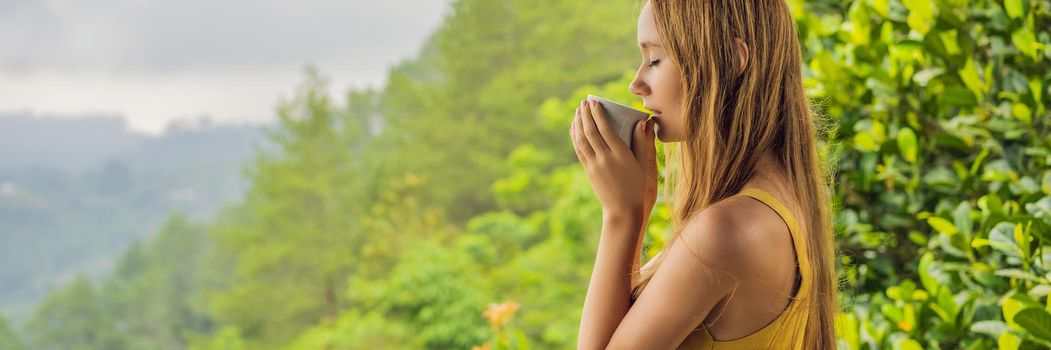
left=606, top=195, right=788, bottom=348
left=677, top=194, right=792, bottom=274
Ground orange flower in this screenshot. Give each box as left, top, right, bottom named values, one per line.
left=482, top=300, right=520, bottom=330
left=471, top=342, right=491, bottom=350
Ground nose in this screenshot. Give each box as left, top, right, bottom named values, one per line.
left=629, top=72, right=648, bottom=97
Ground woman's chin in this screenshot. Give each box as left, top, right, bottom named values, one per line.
left=654, top=125, right=678, bottom=143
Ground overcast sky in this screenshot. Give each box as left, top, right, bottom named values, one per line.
left=0, top=0, right=453, bottom=135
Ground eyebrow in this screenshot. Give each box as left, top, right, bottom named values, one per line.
left=639, top=41, right=662, bottom=49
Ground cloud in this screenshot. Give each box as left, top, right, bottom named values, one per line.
left=0, top=0, right=452, bottom=134
left=1, top=0, right=451, bottom=73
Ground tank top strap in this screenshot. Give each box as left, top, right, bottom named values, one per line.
left=731, top=187, right=810, bottom=292
left=732, top=187, right=802, bottom=237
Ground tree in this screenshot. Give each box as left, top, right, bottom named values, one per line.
left=102, top=213, right=217, bottom=349
left=24, top=275, right=120, bottom=350
left=208, top=65, right=370, bottom=347
left=0, top=315, right=25, bottom=350
left=366, top=0, right=643, bottom=224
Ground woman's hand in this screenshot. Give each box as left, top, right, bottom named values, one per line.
left=634, top=112, right=658, bottom=219
left=569, top=98, right=657, bottom=219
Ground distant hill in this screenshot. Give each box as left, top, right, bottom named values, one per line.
left=0, top=112, right=268, bottom=325
left=0, top=113, right=141, bottom=173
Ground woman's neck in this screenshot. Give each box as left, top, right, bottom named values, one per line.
left=746, top=149, right=789, bottom=190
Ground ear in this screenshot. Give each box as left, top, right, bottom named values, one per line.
left=734, top=38, right=748, bottom=76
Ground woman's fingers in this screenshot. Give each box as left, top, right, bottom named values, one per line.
left=587, top=99, right=626, bottom=153
left=570, top=117, right=584, bottom=163
left=631, top=119, right=655, bottom=163
left=632, top=119, right=646, bottom=163
left=572, top=106, right=593, bottom=161
left=580, top=99, right=609, bottom=154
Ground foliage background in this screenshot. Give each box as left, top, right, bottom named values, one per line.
left=4, top=0, right=1050, bottom=349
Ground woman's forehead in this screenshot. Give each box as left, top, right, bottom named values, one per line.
left=637, top=1, right=661, bottom=49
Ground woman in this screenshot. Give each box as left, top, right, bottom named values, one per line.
left=569, top=0, right=839, bottom=349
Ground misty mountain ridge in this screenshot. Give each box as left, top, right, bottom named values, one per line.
left=0, top=111, right=269, bottom=326
left=0, top=111, right=272, bottom=173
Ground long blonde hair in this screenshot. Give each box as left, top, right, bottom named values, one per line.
left=629, top=1, right=840, bottom=348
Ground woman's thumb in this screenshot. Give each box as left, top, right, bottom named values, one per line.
left=632, top=120, right=647, bottom=158
left=645, top=120, right=657, bottom=160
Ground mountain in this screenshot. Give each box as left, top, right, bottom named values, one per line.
left=0, top=112, right=267, bottom=325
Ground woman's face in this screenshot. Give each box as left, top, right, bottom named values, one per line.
left=630, top=0, right=684, bottom=143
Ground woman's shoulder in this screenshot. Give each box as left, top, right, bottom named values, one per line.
left=678, top=192, right=795, bottom=272
left=690, top=192, right=785, bottom=238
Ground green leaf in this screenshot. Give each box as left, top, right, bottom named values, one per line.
left=882, top=303, right=904, bottom=322
left=897, top=127, right=919, bottom=163
left=1011, top=28, right=1039, bottom=60
left=1043, top=171, right=1051, bottom=194
left=913, top=67, right=944, bottom=86
left=1012, top=223, right=1029, bottom=258
left=853, top=132, right=880, bottom=152
left=1011, top=103, right=1032, bottom=123
left=1004, top=0, right=1025, bottom=19
left=989, top=222, right=1021, bottom=257
left=971, top=320, right=1010, bottom=337
left=979, top=193, right=1004, bottom=215
left=1026, top=196, right=1051, bottom=225
left=1030, top=77, right=1044, bottom=109
left=936, top=285, right=959, bottom=321
left=928, top=217, right=958, bottom=236
left=872, top=0, right=890, bottom=17
left=958, top=57, right=985, bottom=101
left=848, top=1, right=871, bottom=45
left=923, top=166, right=958, bottom=187
left=1015, top=308, right=1051, bottom=341
left=973, top=262, right=1006, bottom=287
left=897, top=338, right=923, bottom=350
left=1003, top=293, right=1039, bottom=328
left=995, top=269, right=1043, bottom=282
left=953, top=201, right=973, bottom=237
left=918, top=252, right=937, bottom=293
left=902, top=0, right=935, bottom=35
left=999, top=332, right=1021, bottom=350
left=1029, top=285, right=1051, bottom=298
left=940, top=30, right=962, bottom=56
left=982, top=159, right=1018, bottom=182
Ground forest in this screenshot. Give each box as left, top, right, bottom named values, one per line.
left=2, top=0, right=1050, bottom=349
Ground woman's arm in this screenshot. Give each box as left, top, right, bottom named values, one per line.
left=579, top=202, right=746, bottom=349
left=578, top=211, right=644, bottom=350
left=631, top=208, right=651, bottom=286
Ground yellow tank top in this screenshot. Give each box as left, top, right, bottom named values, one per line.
left=676, top=187, right=811, bottom=350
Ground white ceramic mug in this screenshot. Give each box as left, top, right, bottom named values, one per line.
left=586, top=94, right=651, bottom=149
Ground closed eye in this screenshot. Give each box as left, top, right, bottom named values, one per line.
left=648, top=59, right=661, bottom=67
